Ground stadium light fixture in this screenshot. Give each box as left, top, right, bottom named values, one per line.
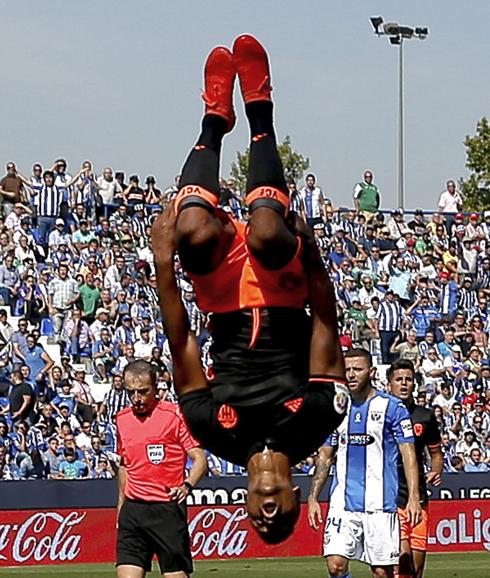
left=370, top=16, right=384, bottom=35
left=370, top=17, right=429, bottom=211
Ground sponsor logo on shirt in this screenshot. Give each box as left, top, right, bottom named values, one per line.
left=147, top=444, right=165, bottom=465
left=341, top=433, right=375, bottom=446
left=370, top=411, right=382, bottom=423
left=400, top=418, right=414, bottom=438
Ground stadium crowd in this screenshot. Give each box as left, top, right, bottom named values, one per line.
left=0, top=160, right=488, bottom=480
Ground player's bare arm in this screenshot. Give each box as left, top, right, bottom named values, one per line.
left=426, top=444, right=443, bottom=486
left=295, top=215, right=345, bottom=378
left=151, top=202, right=208, bottom=397
left=399, top=442, right=422, bottom=526
left=307, top=445, right=336, bottom=530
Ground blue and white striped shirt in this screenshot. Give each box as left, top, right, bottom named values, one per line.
left=38, top=185, right=63, bottom=217
left=376, top=300, right=403, bottom=331
left=327, top=390, right=414, bottom=513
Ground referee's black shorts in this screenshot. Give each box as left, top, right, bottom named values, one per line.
left=117, top=499, right=193, bottom=574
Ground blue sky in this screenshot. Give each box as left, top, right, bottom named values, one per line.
left=2, top=1, right=489, bottom=209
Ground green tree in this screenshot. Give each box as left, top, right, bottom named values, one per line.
left=459, top=116, right=490, bottom=211
left=230, top=135, right=310, bottom=193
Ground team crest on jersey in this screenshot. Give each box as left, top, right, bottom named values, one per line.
left=333, top=383, right=348, bottom=415
left=413, top=423, right=425, bottom=436
left=217, top=404, right=238, bottom=429
left=370, top=411, right=382, bottom=423
left=147, top=444, right=165, bottom=465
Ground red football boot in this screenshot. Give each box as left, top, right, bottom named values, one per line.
left=232, top=34, right=272, bottom=104
left=202, top=46, right=236, bottom=132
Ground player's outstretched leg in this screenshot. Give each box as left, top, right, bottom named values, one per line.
left=233, top=34, right=298, bottom=270
left=174, top=46, right=236, bottom=274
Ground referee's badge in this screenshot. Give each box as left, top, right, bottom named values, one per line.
left=147, top=444, right=165, bottom=464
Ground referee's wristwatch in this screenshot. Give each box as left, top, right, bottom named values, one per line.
left=183, top=481, right=194, bottom=494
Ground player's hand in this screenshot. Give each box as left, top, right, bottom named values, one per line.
left=425, top=471, right=442, bottom=487
left=151, top=200, right=176, bottom=260
left=307, top=497, right=323, bottom=530
left=406, top=497, right=422, bottom=527
left=169, top=484, right=190, bottom=504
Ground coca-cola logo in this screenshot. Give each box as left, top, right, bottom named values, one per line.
left=0, top=512, right=86, bottom=563
left=189, top=507, right=248, bottom=558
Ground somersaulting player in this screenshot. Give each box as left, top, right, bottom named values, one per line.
left=151, top=34, right=347, bottom=544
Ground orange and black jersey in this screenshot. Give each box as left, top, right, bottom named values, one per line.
left=397, top=401, right=441, bottom=508
left=208, top=308, right=310, bottom=406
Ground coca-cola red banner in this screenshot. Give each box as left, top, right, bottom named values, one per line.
left=0, top=501, right=488, bottom=566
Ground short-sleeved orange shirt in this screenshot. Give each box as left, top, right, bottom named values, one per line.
left=116, top=401, right=199, bottom=502
left=188, top=219, right=308, bottom=313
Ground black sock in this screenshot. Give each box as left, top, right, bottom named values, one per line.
left=179, top=114, right=227, bottom=199
left=245, top=101, right=274, bottom=138
left=196, top=114, right=228, bottom=153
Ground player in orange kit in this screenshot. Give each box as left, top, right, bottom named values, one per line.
left=152, top=35, right=347, bottom=544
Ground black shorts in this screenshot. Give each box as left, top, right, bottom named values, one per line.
left=117, top=499, right=193, bottom=574
left=180, top=378, right=347, bottom=467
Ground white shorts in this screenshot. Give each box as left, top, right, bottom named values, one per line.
left=323, top=508, right=399, bottom=566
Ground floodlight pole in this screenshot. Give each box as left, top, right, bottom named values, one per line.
left=398, top=40, right=404, bottom=211
left=370, top=17, right=428, bottom=211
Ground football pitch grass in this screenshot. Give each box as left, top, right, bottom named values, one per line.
left=0, top=553, right=488, bottom=577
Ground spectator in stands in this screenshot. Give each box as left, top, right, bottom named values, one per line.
left=52, top=381, right=77, bottom=417
left=0, top=445, right=18, bottom=479
left=0, top=253, right=20, bottom=307
left=48, top=264, right=80, bottom=345
left=92, top=327, right=115, bottom=383
left=9, top=371, right=35, bottom=423
left=299, top=173, right=327, bottom=228
left=464, top=448, right=489, bottom=472
left=353, top=170, right=380, bottom=223
left=123, top=174, right=145, bottom=207
left=71, top=368, right=95, bottom=423
left=438, top=179, right=463, bottom=222
left=63, top=309, right=92, bottom=362
left=22, top=333, right=54, bottom=395
left=456, top=430, right=480, bottom=461
left=42, top=436, right=63, bottom=479
left=100, top=375, right=130, bottom=423
left=144, top=176, right=161, bottom=205
left=58, top=447, right=89, bottom=479
left=97, top=167, right=122, bottom=205
left=0, top=162, right=25, bottom=216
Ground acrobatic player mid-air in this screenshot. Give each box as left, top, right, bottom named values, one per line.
left=152, top=35, right=347, bottom=543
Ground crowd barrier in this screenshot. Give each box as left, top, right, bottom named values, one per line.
left=0, top=474, right=488, bottom=566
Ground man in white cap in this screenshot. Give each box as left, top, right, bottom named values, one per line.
left=48, top=218, right=72, bottom=253
left=4, top=202, right=33, bottom=232
left=90, top=308, right=111, bottom=341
